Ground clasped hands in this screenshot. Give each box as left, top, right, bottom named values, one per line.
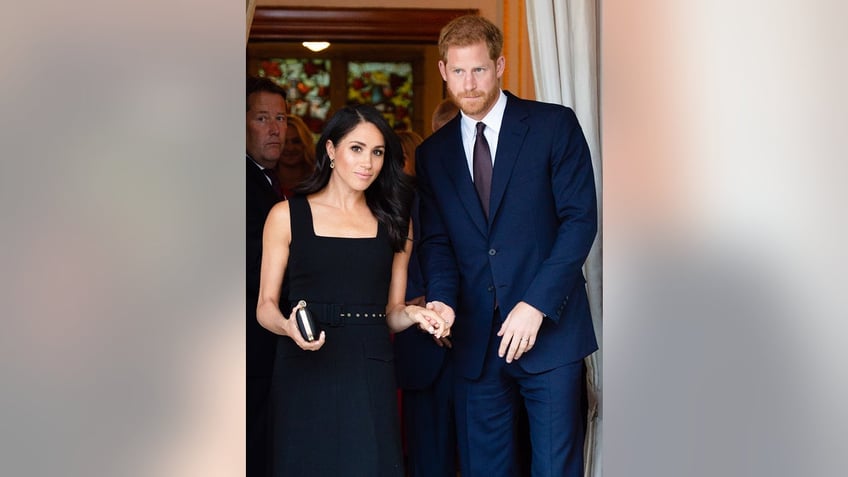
left=405, top=299, right=453, bottom=340
left=424, top=300, right=544, bottom=362
left=405, top=296, right=452, bottom=347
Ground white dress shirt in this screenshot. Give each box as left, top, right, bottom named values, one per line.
left=460, top=90, right=507, bottom=181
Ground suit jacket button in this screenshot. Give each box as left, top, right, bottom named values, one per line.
left=487, top=285, right=494, bottom=292
left=488, top=248, right=496, bottom=256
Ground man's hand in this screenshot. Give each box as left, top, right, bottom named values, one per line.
left=497, top=301, right=543, bottom=363
left=426, top=300, right=455, bottom=336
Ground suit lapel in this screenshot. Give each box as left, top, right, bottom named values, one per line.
left=439, top=118, right=488, bottom=235
left=489, top=93, right=528, bottom=223
left=247, top=156, right=278, bottom=202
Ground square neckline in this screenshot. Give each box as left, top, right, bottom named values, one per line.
left=303, top=197, right=380, bottom=240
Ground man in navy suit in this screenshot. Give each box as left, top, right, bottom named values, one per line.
left=246, top=76, right=288, bottom=476
left=416, top=15, right=598, bottom=477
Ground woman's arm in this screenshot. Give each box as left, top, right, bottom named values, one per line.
left=385, top=220, right=452, bottom=337
left=257, top=201, right=325, bottom=348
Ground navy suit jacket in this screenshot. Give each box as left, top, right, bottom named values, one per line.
left=416, top=92, right=598, bottom=380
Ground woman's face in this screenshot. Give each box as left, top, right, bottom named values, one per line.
left=326, top=121, right=385, bottom=192
left=279, top=126, right=306, bottom=167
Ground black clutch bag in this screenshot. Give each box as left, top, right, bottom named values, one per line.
left=294, top=300, right=320, bottom=342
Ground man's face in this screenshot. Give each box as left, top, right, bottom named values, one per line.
left=246, top=91, right=287, bottom=169
left=438, top=41, right=504, bottom=121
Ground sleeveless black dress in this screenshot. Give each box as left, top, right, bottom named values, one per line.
left=270, top=196, right=404, bottom=477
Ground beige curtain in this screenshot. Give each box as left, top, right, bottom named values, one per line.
left=524, top=1, right=602, bottom=476
left=502, top=0, right=537, bottom=99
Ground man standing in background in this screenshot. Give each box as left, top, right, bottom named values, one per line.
left=246, top=76, right=287, bottom=476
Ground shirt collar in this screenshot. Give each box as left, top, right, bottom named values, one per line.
left=246, top=154, right=270, bottom=170
left=460, top=90, right=507, bottom=138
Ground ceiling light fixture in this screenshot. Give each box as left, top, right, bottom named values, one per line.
left=302, top=41, right=330, bottom=52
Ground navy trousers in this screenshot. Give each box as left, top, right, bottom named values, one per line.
left=455, top=320, right=587, bottom=477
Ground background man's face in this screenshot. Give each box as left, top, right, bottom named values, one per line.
left=246, top=91, right=287, bottom=169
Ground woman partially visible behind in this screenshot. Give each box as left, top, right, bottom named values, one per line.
left=276, top=114, right=316, bottom=198
left=396, top=129, right=423, bottom=178
left=395, top=129, right=425, bottom=304
left=257, top=104, right=453, bottom=477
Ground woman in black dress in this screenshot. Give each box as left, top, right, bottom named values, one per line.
left=257, top=104, right=453, bottom=477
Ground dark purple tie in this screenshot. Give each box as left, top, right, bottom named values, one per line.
left=263, top=168, right=284, bottom=200
left=473, top=122, right=493, bottom=217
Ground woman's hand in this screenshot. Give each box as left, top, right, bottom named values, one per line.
left=283, top=302, right=326, bottom=351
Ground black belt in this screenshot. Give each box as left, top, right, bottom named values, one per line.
left=305, top=302, right=387, bottom=326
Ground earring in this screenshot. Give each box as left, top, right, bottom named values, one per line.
left=329, top=158, right=335, bottom=169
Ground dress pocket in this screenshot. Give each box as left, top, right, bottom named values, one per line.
left=362, top=335, right=394, bottom=363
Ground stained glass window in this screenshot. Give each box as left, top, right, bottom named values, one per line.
left=258, top=58, right=331, bottom=136
left=347, top=62, right=413, bottom=131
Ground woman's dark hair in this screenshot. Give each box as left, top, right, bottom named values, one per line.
left=295, top=104, right=413, bottom=252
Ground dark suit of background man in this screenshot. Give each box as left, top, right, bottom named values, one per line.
left=416, top=15, right=598, bottom=477
left=394, top=127, right=457, bottom=477
left=246, top=76, right=288, bottom=477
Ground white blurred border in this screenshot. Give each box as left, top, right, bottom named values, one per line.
left=602, top=1, right=847, bottom=475
left=0, top=1, right=246, bottom=475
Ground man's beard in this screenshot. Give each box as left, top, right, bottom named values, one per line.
left=449, top=86, right=498, bottom=118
